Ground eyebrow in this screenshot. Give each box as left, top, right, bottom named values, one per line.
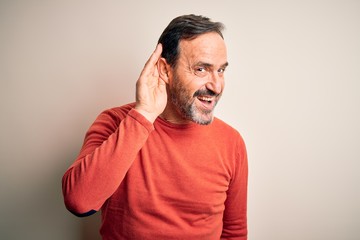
left=193, top=61, right=229, bottom=69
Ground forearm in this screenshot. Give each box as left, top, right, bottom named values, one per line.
left=62, top=109, right=153, bottom=215
left=221, top=195, right=248, bottom=240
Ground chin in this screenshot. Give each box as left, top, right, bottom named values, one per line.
left=184, top=103, right=215, bottom=125
left=190, top=114, right=214, bottom=125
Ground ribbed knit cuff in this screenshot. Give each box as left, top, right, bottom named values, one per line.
left=128, top=109, right=155, bottom=133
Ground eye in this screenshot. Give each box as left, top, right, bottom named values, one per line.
left=218, top=68, right=226, bottom=73
left=196, top=67, right=206, bottom=73
left=194, top=66, right=208, bottom=77
left=217, top=68, right=226, bottom=77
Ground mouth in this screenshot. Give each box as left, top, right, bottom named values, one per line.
left=196, top=95, right=216, bottom=110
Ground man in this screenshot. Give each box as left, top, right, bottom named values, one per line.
left=62, top=14, right=248, bottom=239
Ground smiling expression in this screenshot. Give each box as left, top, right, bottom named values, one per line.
left=164, top=32, right=228, bottom=125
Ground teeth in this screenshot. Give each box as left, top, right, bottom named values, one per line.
left=198, top=96, right=212, bottom=102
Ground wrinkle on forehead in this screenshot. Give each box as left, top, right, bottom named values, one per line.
left=177, top=32, right=227, bottom=69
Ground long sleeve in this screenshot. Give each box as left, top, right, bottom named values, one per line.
left=221, top=134, right=248, bottom=239
left=62, top=107, right=154, bottom=215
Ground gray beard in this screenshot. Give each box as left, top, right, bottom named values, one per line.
left=169, top=81, right=217, bottom=125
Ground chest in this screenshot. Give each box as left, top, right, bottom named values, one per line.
left=114, top=131, right=234, bottom=218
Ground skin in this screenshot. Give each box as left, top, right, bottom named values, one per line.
left=135, top=32, right=228, bottom=125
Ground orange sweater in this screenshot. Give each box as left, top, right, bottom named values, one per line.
left=62, top=103, right=248, bottom=239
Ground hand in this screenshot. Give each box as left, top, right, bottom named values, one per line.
left=134, top=44, right=167, bottom=123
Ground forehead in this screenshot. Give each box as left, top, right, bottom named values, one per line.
left=178, top=32, right=227, bottom=65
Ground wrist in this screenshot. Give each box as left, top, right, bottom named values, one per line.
left=133, top=107, right=158, bottom=123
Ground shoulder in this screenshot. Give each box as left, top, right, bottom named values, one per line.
left=212, top=117, right=240, bottom=137
left=211, top=117, right=246, bottom=149
left=208, top=118, right=247, bottom=175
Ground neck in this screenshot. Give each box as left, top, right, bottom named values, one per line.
left=159, top=103, right=191, bottom=125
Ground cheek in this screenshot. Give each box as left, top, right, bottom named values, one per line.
left=173, top=71, right=208, bottom=95
left=189, top=77, right=209, bottom=91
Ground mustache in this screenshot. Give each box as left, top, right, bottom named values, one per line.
left=193, top=88, right=218, bottom=97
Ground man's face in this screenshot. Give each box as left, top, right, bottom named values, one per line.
left=168, top=32, right=228, bottom=125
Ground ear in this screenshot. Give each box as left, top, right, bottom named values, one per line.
left=157, top=57, right=171, bottom=84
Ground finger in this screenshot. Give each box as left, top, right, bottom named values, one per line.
left=142, top=44, right=163, bottom=75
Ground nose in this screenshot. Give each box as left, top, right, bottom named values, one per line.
left=205, top=71, right=223, bottom=94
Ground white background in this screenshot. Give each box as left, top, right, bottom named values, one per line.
left=1, top=0, right=359, bottom=239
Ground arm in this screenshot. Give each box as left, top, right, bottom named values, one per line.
left=221, top=135, right=248, bottom=239
left=62, top=108, right=154, bottom=215
left=62, top=44, right=167, bottom=216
